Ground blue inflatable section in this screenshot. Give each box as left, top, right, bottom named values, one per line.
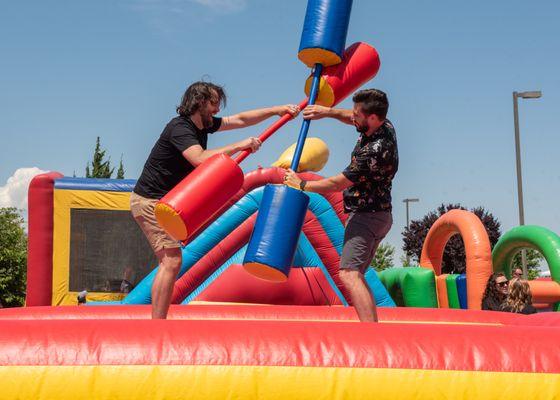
left=456, top=273, right=468, bottom=309
left=55, top=177, right=137, bottom=192
left=364, top=269, right=397, bottom=307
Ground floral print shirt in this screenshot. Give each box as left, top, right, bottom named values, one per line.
left=342, top=120, right=399, bottom=213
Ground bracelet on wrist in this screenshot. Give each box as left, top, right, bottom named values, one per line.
left=300, top=180, right=307, bottom=191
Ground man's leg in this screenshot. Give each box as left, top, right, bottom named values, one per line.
left=339, top=269, right=377, bottom=322
left=339, top=212, right=392, bottom=322
left=152, top=247, right=182, bottom=319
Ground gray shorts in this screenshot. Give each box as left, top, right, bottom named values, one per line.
left=340, top=211, right=393, bottom=274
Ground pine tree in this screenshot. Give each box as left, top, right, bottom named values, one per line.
left=116, top=155, right=125, bottom=179
left=85, top=137, right=114, bottom=178
left=369, top=243, right=395, bottom=272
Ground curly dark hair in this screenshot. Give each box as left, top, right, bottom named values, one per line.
left=481, top=272, right=507, bottom=305
left=176, top=81, right=226, bottom=117
left=352, top=88, right=389, bottom=119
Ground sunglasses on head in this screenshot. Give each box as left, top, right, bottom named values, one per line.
left=497, top=281, right=509, bottom=287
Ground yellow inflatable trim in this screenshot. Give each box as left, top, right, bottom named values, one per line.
left=2, top=365, right=559, bottom=399
left=154, top=203, right=187, bottom=242
left=272, top=137, right=330, bottom=172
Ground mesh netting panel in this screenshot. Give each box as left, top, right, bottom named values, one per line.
left=69, top=209, right=158, bottom=293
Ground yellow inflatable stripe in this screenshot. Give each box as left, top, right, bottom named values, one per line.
left=1, top=365, right=558, bottom=399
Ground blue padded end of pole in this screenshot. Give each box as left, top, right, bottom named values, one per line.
left=243, top=184, right=309, bottom=280
left=298, top=0, right=353, bottom=65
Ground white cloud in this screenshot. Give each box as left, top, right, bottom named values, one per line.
left=0, top=167, right=48, bottom=211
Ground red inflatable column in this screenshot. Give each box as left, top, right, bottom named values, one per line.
left=26, top=171, right=63, bottom=306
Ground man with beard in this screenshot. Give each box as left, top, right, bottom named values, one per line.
left=285, top=89, right=398, bottom=322
left=132, top=81, right=300, bottom=319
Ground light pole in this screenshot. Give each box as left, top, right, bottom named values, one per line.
left=513, top=90, right=541, bottom=278
left=403, top=198, right=419, bottom=266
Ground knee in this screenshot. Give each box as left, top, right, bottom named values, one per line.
left=159, top=248, right=182, bottom=274
left=339, top=269, right=360, bottom=285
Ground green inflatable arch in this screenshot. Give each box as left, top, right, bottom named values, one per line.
left=492, top=225, right=560, bottom=282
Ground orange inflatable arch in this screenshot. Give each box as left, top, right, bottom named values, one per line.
left=420, top=209, right=493, bottom=309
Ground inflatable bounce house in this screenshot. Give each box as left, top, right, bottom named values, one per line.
left=3, top=0, right=560, bottom=398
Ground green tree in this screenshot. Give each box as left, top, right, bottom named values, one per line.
left=370, top=243, right=395, bottom=272
left=116, top=155, right=125, bottom=179
left=86, top=137, right=114, bottom=178
left=402, top=204, right=502, bottom=274
left=0, top=208, right=27, bottom=307
left=512, top=250, right=543, bottom=280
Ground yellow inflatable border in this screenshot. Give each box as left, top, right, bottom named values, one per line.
left=52, top=189, right=132, bottom=305
left=1, top=365, right=559, bottom=399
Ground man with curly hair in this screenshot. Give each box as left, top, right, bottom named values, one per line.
left=132, top=81, right=299, bottom=319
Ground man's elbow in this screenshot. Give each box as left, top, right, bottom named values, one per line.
left=183, top=154, right=204, bottom=167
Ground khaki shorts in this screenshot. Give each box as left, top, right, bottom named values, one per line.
left=130, top=192, right=181, bottom=253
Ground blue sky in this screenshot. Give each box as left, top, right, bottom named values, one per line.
left=1, top=0, right=559, bottom=262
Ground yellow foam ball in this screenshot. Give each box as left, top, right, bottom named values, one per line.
left=272, top=137, right=330, bottom=172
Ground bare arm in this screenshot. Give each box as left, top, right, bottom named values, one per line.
left=182, top=137, right=261, bottom=167
left=302, top=105, right=353, bottom=125
left=219, top=104, right=299, bottom=131
left=284, top=169, right=353, bottom=194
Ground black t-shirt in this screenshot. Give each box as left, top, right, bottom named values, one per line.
left=134, top=115, right=222, bottom=199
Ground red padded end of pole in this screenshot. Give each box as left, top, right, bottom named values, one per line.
left=305, top=42, right=381, bottom=107
left=158, top=154, right=244, bottom=240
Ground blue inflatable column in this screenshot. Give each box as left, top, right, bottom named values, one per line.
left=298, top=0, right=353, bottom=68
left=456, top=274, right=468, bottom=309
left=243, top=185, right=309, bottom=281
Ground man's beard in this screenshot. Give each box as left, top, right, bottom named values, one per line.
left=355, top=121, right=369, bottom=134
left=201, top=111, right=214, bottom=129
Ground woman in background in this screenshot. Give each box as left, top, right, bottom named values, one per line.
left=501, top=278, right=537, bottom=315
left=481, top=272, right=509, bottom=311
